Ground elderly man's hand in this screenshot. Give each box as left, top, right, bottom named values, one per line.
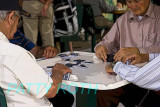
left=46, top=63, right=72, bottom=98
left=114, top=47, right=139, bottom=62
left=95, top=45, right=108, bottom=62
left=124, top=53, right=149, bottom=65
left=43, top=46, right=57, bottom=58
left=53, top=63, right=72, bottom=75
left=105, top=63, right=114, bottom=75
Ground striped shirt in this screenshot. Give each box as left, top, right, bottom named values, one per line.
left=113, top=54, right=160, bottom=91
left=149, top=53, right=160, bottom=61
left=10, top=29, right=36, bottom=51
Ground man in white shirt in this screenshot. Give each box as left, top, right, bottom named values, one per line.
left=0, top=0, right=74, bottom=107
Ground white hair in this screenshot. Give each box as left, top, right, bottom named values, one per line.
left=0, top=11, right=20, bottom=22
left=0, top=11, right=10, bottom=22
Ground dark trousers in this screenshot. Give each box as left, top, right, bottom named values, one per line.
left=97, top=84, right=160, bottom=107
left=48, top=89, right=74, bottom=107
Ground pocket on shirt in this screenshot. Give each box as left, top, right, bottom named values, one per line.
left=145, top=32, right=160, bottom=46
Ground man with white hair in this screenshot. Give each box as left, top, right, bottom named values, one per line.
left=0, top=0, right=74, bottom=107
left=95, top=0, right=160, bottom=106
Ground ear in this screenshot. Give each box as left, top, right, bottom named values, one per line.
left=7, top=11, right=15, bottom=25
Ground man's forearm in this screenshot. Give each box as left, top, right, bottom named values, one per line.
left=45, top=63, right=71, bottom=98
left=45, top=70, right=63, bottom=98
left=30, top=46, right=44, bottom=58
left=51, top=69, right=63, bottom=88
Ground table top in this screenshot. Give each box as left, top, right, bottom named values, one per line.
left=37, top=51, right=129, bottom=90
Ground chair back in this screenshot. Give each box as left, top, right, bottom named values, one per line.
left=0, top=87, right=7, bottom=107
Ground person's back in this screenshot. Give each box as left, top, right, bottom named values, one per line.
left=0, top=33, right=53, bottom=107
left=0, top=1, right=73, bottom=106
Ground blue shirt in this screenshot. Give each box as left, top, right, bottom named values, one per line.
left=10, top=30, right=36, bottom=51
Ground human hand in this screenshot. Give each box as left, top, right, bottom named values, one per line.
left=124, top=53, right=149, bottom=65
left=114, top=47, right=139, bottom=62
left=105, top=63, right=114, bottom=75
left=95, top=45, right=108, bottom=62
left=53, top=63, right=72, bottom=75
left=41, top=4, right=49, bottom=16
left=43, top=46, right=57, bottom=58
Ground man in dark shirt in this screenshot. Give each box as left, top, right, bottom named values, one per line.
left=10, top=29, right=57, bottom=59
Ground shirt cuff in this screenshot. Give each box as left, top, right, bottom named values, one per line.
left=149, top=53, right=155, bottom=61
left=113, top=62, right=132, bottom=78
left=149, top=53, right=160, bottom=61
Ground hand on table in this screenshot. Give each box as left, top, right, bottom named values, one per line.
left=53, top=63, right=72, bottom=75
left=43, top=46, right=57, bottom=58
left=95, top=45, right=108, bottom=62
left=105, top=63, right=114, bottom=75
left=114, top=47, right=139, bottom=62
left=124, top=53, right=149, bottom=65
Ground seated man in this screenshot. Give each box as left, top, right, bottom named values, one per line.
left=105, top=52, right=160, bottom=106
left=95, top=0, right=160, bottom=106
left=10, top=29, right=57, bottom=59
left=0, top=0, right=74, bottom=107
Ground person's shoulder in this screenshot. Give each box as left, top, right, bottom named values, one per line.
left=116, top=10, right=131, bottom=23
left=153, top=4, right=160, bottom=18
left=0, top=40, right=28, bottom=58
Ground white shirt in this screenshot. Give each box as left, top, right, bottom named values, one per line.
left=0, top=32, right=53, bottom=107
left=113, top=53, right=160, bottom=91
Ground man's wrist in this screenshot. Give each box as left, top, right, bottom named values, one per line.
left=141, top=54, right=149, bottom=62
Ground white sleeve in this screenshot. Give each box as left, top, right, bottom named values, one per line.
left=13, top=52, right=53, bottom=98
left=113, top=55, right=160, bottom=91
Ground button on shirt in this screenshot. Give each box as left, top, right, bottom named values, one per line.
left=10, top=29, right=36, bottom=51
left=0, top=32, right=53, bottom=107
left=95, top=2, right=160, bottom=54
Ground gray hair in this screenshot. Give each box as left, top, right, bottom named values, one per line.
left=0, top=11, right=20, bottom=22
left=0, top=11, right=10, bottom=22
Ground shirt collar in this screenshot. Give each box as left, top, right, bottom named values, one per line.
left=129, top=1, right=155, bottom=22
left=145, top=1, right=155, bottom=18
left=0, top=32, right=9, bottom=43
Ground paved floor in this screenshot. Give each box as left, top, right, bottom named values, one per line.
left=72, top=41, right=92, bottom=52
